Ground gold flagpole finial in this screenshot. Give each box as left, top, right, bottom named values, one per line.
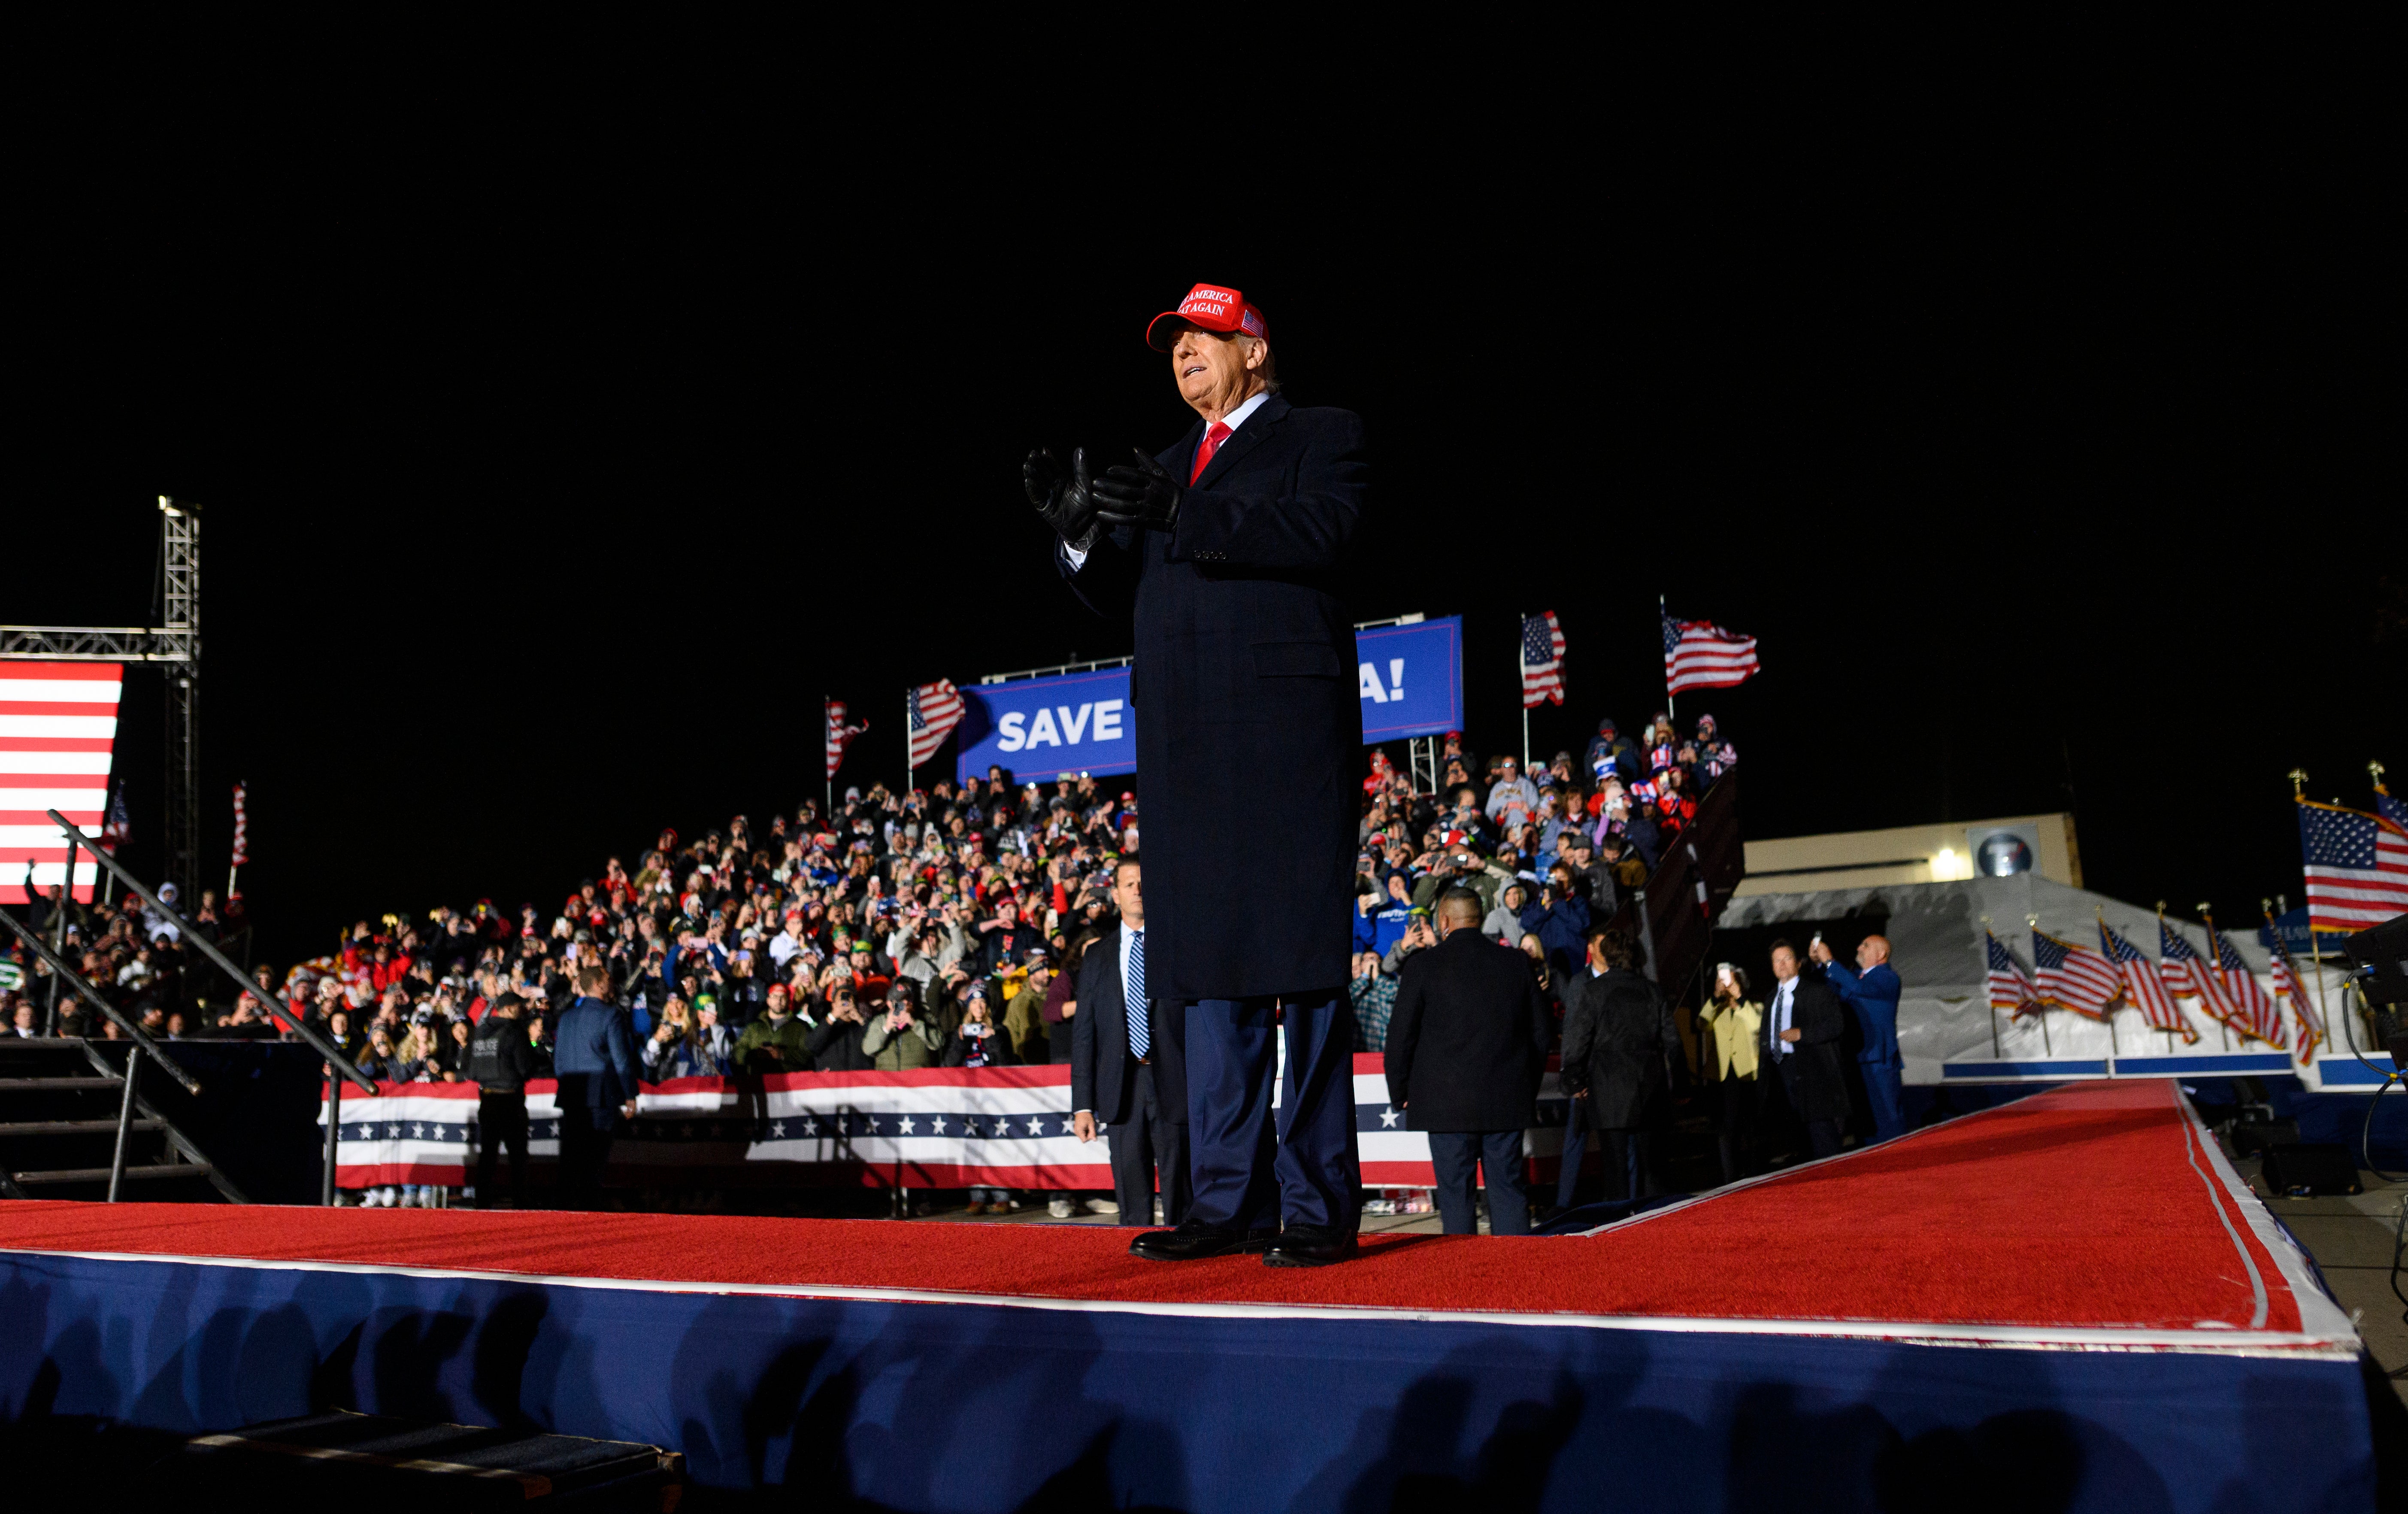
left=2373, top=759, right=2389, bottom=790
left=2288, top=768, right=2308, bottom=797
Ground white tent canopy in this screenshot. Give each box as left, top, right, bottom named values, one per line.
left=1716, top=876, right=2341, bottom=1085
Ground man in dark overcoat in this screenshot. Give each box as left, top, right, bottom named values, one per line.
left=1030, top=282, right=1368, bottom=1266
left=1559, top=925, right=1684, bottom=1202
left=1383, top=889, right=1550, bottom=1235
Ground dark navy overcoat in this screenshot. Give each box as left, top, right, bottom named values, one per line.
left=1061, top=394, right=1367, bottom=1001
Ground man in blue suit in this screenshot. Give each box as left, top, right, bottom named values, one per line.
left=552, top=965, right=641, bottom=1208
left=1032, top=282, right=1367, bottom=1267
left=1812, top=934, right=1905, bottom=1143
left=1071, top=860, right=1191, bottom=1226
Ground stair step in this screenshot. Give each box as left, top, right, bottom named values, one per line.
left=0, top=1078, right=121, bottom=1091
left=0, top=1119, right=166, bottom=1135
left=11, top=1162, right=213, bottom=1185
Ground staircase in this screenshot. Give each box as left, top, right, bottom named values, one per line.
left=1619, top=766, right=1747, bottom=1006
left=0, top=1037, right=242, bottom=1202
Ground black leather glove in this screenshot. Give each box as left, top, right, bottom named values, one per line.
left=1091, top=448, right=1182, bottom=532
left=1024, top=446, right=1100, bottom=552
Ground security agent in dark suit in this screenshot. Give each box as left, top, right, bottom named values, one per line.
left=1558, top=925, right=1684, bottom=1202
left=1383, top=889, right=1550, bottom=1235
left=465, top=992, right=542, bottom=1209
left=1071, top=861, right=1192, bottom=1226
left=1761, top=939, right=1851, bottom=1160
left=1033, top=283, right=1367, bottom=1268
left=551, top=965, right=642, bottom=1208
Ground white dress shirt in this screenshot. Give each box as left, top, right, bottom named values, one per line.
left=1769, top=976, right=1795, bottom=1058
left=1061, top=389, right=1272, bottom=569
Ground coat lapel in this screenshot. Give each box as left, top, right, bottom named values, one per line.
left=1192, top=394, right=1289, bottom=492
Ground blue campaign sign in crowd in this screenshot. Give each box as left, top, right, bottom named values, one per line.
left=1355, top=616, right=1462, bottom=743
left=954, top=616, right=1464, bottom=785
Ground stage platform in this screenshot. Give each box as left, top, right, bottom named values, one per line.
left=0, top=1081, right=2381, bottom=1510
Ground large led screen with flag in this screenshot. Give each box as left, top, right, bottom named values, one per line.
left=0, top=661, right=118, bottom=902
left=952, top=616, right=1463, bottom=785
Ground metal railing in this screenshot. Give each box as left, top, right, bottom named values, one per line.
left=48, top=810, right=376, bottom=1205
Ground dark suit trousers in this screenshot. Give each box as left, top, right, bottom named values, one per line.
left=1427, top=1130, right=1531, bottom=1236
left=474, top=1089, right=528, bottom=1208
left=1766, top=1056, right=1842, bottom=1160
left=557, top=1110, right=613, bottom=1210
left=1105, top=1062, right=1191, bottom=1226
left=1186, top=992, right=1359, bottom=1235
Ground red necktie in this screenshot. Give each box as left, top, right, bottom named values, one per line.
left=1190, top=421, right=1232, bottom=484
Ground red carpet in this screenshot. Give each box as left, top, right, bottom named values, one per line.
left=0, top=1080, right=2306, bottom=1334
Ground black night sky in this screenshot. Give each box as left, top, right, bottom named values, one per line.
left=14, top=140, right=2399, bottom=972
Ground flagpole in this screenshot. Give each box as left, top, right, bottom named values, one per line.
left=1981, top=917, right=2003, bottom=1059
left=2289, top=769, right=2350, bottom=1056
left=1518, top=613, right=1531, bottom=770
left=1660, top=594, right=1676, bottom=723
left=824, top=694, right=833, bottom=818
left=905, top=686, right=913, bottom=799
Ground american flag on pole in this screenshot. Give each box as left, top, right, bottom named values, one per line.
left=230, top=781, right=248, bottom=868
left=1985, top=929, right=2041, bottom=1019
left=0, top=661, right=119, bottom=903
left=2208, top=921, right=2284, bottom=1049
left=1663, top=610, right=1761, bottom=695
left=907, top=680, right=966, bottom=769
left=2032, top=927, right=2121, bottom=1020
left=2296, top=798, right=2408, bottom=933
left=100, top=784, right=129, bottom=850
left=825, top=700, right=867, bottom=781
left=2102, top=919, right=2192, bottom=1040
left=2377, top=778, right=2406, bottom=835
left=2157, top=918, right=2240, bottom=1039
left=1520, top=612, right=1566, bottom=707
left=2264, top=905, right=2324, bottom=1053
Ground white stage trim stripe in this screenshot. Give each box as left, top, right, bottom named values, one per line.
left=0, top=1244, right=2356, bottom=1359
left=24, top=862, right=100, bottom=889
left=0, top=715, right=119, bottom=739
left=0, top=679, right=122, bottom=703
left=0, top=824, right=106, bottom=850
left=0, top=752, right=115, bottom=775
left=0, top=787, right=109, bottom=811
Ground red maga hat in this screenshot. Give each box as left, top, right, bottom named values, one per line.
left=1146, top=283, right=1269, bottom=350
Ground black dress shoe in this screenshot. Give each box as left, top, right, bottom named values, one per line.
left=1263, top=1224, right=1359, bottom=1268
left=1129, top=1222, right=1278, bottom=1261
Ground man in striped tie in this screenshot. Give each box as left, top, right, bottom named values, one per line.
left=1032, top=283, right=1370, bottom=1266
left=1071, top=860, right=1190, bottom=1226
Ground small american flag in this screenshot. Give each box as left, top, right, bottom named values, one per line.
left=2157, top=919, right=2239, bottom=1040
left=1520, top=612, right=1566, bottom=708
left=2103, top=920, right=2192, bottom=1041
left=1663, top=610, right=1760, bottom=695
left=2032, top=927, right=2121, bottom=1020
left=825, top=700, right=867, bottom=781
left=2263, top=904, right=2324, bottom=1052
left=2296, top=798, right=2408, bottom=933
left=230, top=781, right=248, bottom=867
left=2209, top=921, right=2284, bottom=1049
left=907, top=680, right=966, bottom=769
left=101, top=783, right=130, bottom=850
left=1985, top=929, right=2041, bottom=1019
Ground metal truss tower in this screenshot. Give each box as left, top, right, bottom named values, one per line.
left=0, top=498, right=203, bottom=898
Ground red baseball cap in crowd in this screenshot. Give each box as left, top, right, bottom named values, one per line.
left=1146, top=283, right=1269, bottom=350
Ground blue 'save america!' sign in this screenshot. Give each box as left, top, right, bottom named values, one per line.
left=951, top=616, right=1463, bottom=783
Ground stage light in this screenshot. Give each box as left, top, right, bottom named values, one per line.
left=1932, top=847, right=1963, bottom=880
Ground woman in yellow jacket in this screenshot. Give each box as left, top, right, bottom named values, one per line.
left=1692, top=963, right=1763, bottom=1185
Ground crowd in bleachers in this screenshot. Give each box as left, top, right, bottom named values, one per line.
left=1, top=713, right=1736, bottom=1204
